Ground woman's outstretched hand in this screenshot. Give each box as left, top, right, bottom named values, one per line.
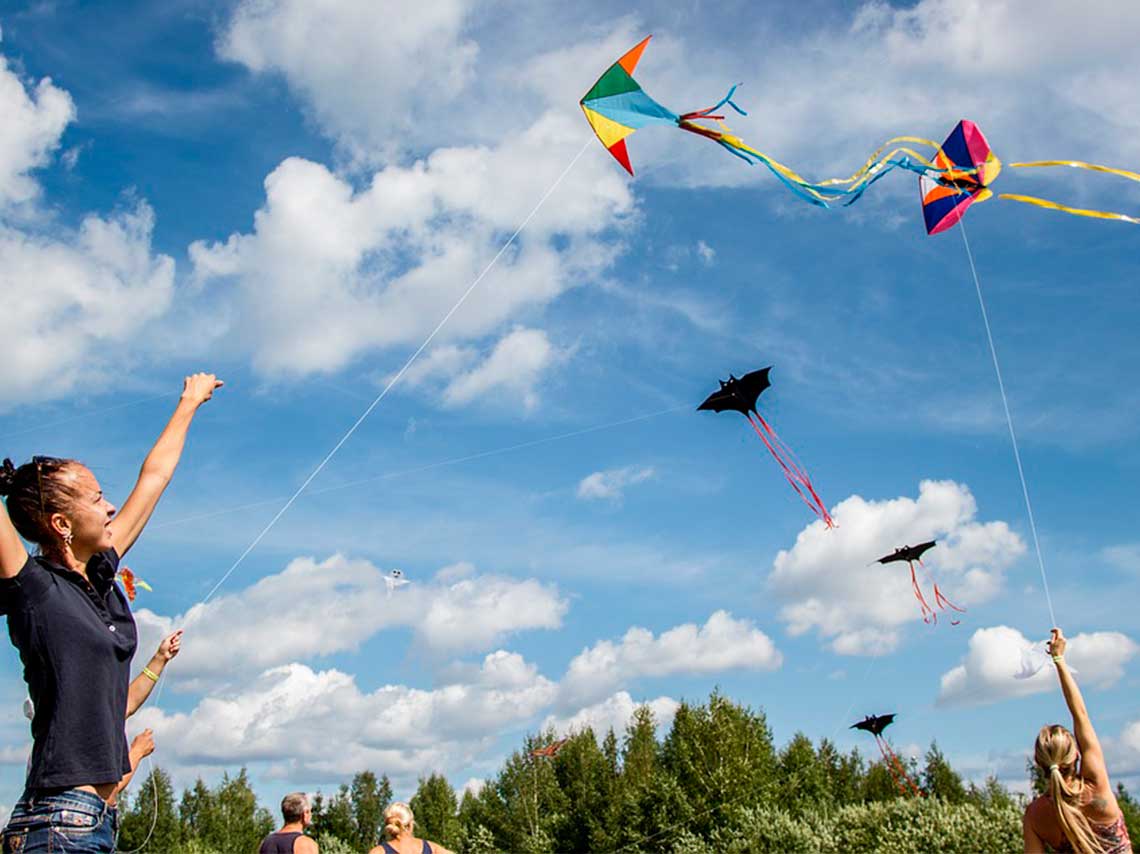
left=156, top=629, right=183, bottom=663
left=181, top=373, right=223, bottom=407
left=1048, top=627, right=1067, bottom=659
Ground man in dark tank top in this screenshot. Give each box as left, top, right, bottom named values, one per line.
left=259, top=792, right=319, bottom=854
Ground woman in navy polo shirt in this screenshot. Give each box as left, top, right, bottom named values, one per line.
left=0, top=373, right=222, bottom=853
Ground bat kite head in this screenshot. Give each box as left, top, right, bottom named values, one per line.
left=876, top=540, right=937, bottom=565
left=698, top=367, right=773, bottom=416
left=921, top=120, right=1002, bottom=235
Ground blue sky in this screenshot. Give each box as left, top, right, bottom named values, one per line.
left=1, top=0, right=1139, bottom=817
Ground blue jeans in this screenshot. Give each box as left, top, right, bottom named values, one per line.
left=2, top=789, right=116, bottom=853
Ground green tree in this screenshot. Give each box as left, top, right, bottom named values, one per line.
left=118, top=766, right=181, bottom=852
left=1116, top=783, right=1140, bottom=850
left=548, top=729, right=613, bottom=852
left=861, top=760, right=901, bottom=802
left=410, top=772, right=460, bottom=847
left=350, top=770, right=391, bottom=849
left=311, top=783, right=356, bottom=844
left=177, top=770, right=273, bottom=854
left=661, top=691, right=776, bottom=837
left=922, top=741, right=967, bottom=803
left=778, top=732, right=830, bottom=817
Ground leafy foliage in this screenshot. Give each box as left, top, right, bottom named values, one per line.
left=114, top=690, right=1140, bottom=854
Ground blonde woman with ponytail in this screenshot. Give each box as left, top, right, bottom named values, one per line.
left=368, top=802, right=454, bottom=854
left=1023, top=628, right=1132, bottom=854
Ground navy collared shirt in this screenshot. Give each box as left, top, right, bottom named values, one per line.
left=0, top=550, right=137, bottom=789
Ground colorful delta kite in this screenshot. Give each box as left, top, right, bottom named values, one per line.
left=116, top=566, right=152, bottom=602
left=850, top=714, right=922, bottom=798
left=919, top=120, right=1140, bottom=233
left=874, top=541, right=964, bottom=626
left=698, top=367, right=834, bottom=528
left=919, top=121, right=1001, bottom=235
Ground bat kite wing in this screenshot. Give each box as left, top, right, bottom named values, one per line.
left=921, top=120, right=1001, bottom=235
left=580, top=36, right=680, bottom=175
left=850, top=713, right=896, bottom=737
left=876, top=540, right=937, bottom=565
left=697, top=367, right=772, bottom=415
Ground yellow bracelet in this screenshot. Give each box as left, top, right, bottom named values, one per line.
left=1051, top=655, right=1064, bottom=663
left=141, top=667, right=160, bottom=683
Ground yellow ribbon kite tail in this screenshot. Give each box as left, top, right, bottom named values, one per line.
left=997, top=194, right=1140, bottom=225
left=1002, top=159, right=1140, bottom=224
left=812, top=136, right=943, bottom=187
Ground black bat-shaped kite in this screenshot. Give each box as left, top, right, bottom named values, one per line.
left=850, top=713, right=922, bottom=797
left=850, top=713, right=896, bottom=736
left=698, top=367, right=833, bottom=527
left=874, top=539, right=964, bottom=625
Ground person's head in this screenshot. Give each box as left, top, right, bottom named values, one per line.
left=281, top=792, right=311, bottom=827
left=383, top=802, right=414, bottom=840
left=1034, top=724, right=1101, bottom=854
left=0, top=457, right=116, bottom=563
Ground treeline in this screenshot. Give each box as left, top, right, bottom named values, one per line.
left=117, top=690, right=1140, bottom=853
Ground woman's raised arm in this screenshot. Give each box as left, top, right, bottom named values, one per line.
left=110, top=373, right=222, bottom=557
left=0, top=462, right=29, bottom=578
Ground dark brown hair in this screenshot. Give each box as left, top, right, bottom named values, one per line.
left=0, top=456, right=83, bottom=558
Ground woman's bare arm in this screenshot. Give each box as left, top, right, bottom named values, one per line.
left=0, top=498, right=28, bottom=579
left=110, top=374, right=221, bottom=557
left=1050, top=629, right=1108, bottom=784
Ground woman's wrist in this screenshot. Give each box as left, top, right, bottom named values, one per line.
left=149, top=654, right=167, bottom=673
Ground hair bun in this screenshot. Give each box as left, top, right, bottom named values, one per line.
left=0, top=459, right=17, bottom=497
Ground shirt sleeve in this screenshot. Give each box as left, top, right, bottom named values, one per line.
left=0, top=555, right=55, bottom=614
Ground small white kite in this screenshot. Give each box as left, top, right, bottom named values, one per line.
left=385, top=569, right=410, bottom=598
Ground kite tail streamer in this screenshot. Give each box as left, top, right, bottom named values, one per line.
left=746, top=413, right=834, bottom=527
left=909, top=562, right=936, bottom=625
left=877, top=736, right=921, bottom=798
left=933, top=584, right=965, bottom=626
left=997, top=193, right=1140, bottom=225
left=999, top=159, right=1140, bottom=224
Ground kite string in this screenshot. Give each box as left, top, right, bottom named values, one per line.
left=197, top=138, right=592, bottom=607
left=958, top=222, right=1057, bottom=629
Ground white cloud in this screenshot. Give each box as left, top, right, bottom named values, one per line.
left=189, top=114, right=631, bottom=380
left=442, top=328, right=557, bottom=410
left=135, top=653, right=556, bottom=785
left=0, top=44, right=175, bottom=405
left=1115, top=720, right=1140, bottom=776
left=937, top=625, right=1139, bottom=707
left=135, top=554, right=567, bottom=684
left=696, top=240, right=715, bottom=265
left=219, top=0, right=477, bottom=163
left=0, top=45, right=74, bottom=207
left=559, top=611, right=782, bottom=706
left=770, top=480, right=1025, bottom=655
left=0, top=203, right=175, bottom=404
left=576, top=465, right=656, bottom=502
left=543, top=691, right=679, bottom=739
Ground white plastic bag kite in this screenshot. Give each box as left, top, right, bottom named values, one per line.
left=1014, top=640, right=1078, bottom=681
left=385, top=569, right=410, bottom=598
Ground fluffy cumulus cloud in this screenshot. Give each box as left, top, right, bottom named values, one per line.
left=401, top=327, right=560, bottom=411
left=219, top=0, right=478, bottom=161
left=576, top=465, right=656, bottom=502
left=0, top=42, right=174, bottom=404
left=189, top=119, right=630, bottom=388
left=134, top=653, right=557, bottom=784
left=543, top=691, right=680, bottom=739
left=559, top=611, right=782, bottom=706
left=0, top=40, right=74, bottom=207
left=937, top=625, right=1138, bottom=707
left=134, top=554, right=567, bottom=685
left=770, top=480, right=1025, bottom=655
left=1115, top=720, right=1140, bottom=777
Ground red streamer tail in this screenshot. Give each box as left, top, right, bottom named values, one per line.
left=909, top=562, right=936, bottom=624
left=933, top=584, right=966, bottom=625
left=746, top=413, right=835, bottom=528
